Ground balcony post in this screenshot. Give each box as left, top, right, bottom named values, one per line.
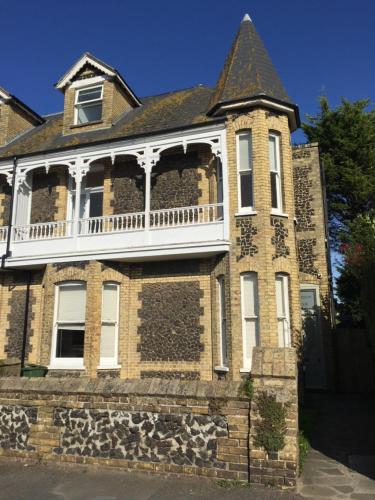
left=139, top=153, right=159, bottom=240
left=70, top=158, right=88, bottom=239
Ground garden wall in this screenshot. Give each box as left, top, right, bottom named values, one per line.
left=0, top=378, right=249, bottom=481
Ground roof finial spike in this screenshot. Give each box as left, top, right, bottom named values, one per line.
left=242, top=13, right=252, bottom=23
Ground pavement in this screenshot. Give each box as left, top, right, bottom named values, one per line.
left=297, top=393, right=375, bottom=499
left=0, top=461, right=300, bottom=500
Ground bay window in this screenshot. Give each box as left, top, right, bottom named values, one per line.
left=275, top=273, right=291, bottom=347
left=75, top=85, right=103, bottom=124
left=240, top=272, right=259, bottom=370
left=237, top=131, right=254, bottom=211
left=269, top=132, right=283, bottom=212
left=51, top=282, right=86, bottom=368
left=99, top=282, right=120, bottom=368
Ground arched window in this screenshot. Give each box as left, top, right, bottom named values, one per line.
left=236, top=130, right=254, bottom=211
left=217, top=276, right=227, bottom=367
left=240, top=272, right=259, bottom=370
left=99, top=282, right=120, bottom=368
left=269, top=132, right=283, bottom=212
left=51, top=281, right=86, bottom=369
left=275, top=273, right=291, bottom=347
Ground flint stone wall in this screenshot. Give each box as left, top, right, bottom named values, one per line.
left=53, top=408, right=227, bottom=467
left=0, top=378, right=249, bottom=481
left=0, top=405, right=37, bottom=451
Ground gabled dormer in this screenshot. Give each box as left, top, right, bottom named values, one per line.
left=55, top=53, right=141, bottom=135
left=0, top=86, right=44, bottom=147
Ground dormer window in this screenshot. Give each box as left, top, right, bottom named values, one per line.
left=75, top=85, right=103, bottom=124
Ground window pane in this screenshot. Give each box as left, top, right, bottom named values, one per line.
left=100, top=324, right=116, bottom=358
left=56, top=327, right=84, bottom=358
left=238, top=132, right=252, bottom=171
left=77, top=103, right=102, bottom=124
left=218, top=278, right=227, bottom=366
left=242, top=274, right=258, bottom=317
left=269, top=135, right=278, bottom=172
left=240, top=171, right=253, bottom=208
left=77, top=86, right=102, bottom=103
left=271, top=171, right=279, bottom=209
left=243, top=319, right=258, bottom=368
left=89, top=191, right=103, bottom=218
left=57, top=284, right=86, bottom=322
left=275, top=276, right=285, bottom=318
left=102, top=283, right=118, bottom=321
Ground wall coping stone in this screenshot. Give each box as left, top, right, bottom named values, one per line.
left=0, top=377, right=244, bottom=400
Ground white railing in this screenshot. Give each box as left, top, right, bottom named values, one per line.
left=79, top=212, right=145, bottom=236
left=12, top=220, right=73, bottom=241
left=9, top=204, right=223, bottom=242
left=0, top=226, right=8, bottom=242
left=150, top=203, right=223, bottom=228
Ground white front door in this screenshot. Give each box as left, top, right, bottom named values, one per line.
left=301, top=286, right=325, bottom=389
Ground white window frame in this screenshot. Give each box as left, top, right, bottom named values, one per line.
left=74, top=85, right=103, bottom=125
left=217, top=276, right=228, bottom=368
left=269, top=132, right=283, bottom=214
left=236, top=130, right=255, bottom=214
left=67, top=177, right=104, bottom=220
left=50, top=281, right=86, bottom=370
left=240, top=272, right=260, bottom=372
left=98, top=282, right=120, bottom=369
left=275, top=273, right=291, bottom=347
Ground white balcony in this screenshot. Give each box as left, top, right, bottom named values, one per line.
left=0, top=203, right=229, bottom=267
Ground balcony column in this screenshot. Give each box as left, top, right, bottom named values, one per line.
left=139, top=154, right=159, bottom=239
left=69, top=158, right=89, bottom=238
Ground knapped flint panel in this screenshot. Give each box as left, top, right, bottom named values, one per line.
left=0, top=181, right=11, bottom=226
left=5, top=289, right=35, bottom=360
left=142, top=259, right=200, bottom=276
left=138, top=282, right=204, bottom=361
left=30, top=171, right=59, bottom=224
left=111, top=159, right=145, bottom=214
left=53, top=408, right=227, bottom=467
left=150, top=152, right=201, bottom=210
left=0, top=405, right=37, bottom=451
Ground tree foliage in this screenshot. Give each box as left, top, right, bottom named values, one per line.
left=303, top=97, right=375, bottom=245
left=303, top=97, right=375, bottom=335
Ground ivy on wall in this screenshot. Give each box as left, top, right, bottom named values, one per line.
left=253, top=392, right=288, bottom=453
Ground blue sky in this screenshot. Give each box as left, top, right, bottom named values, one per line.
left=3, top=0, right=371, bottom=285
left=1, top=0, right=374, bottom=145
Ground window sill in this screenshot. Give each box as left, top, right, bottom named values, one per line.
left=271, top=210, right=289, bottom=218
left=48, top=363, right=85, bottom=370
left=239, top=368, right=251, bottom=374
left=97, top=365, right=121, bottom=370
left=214, top=366, right=229, bottom=373
left=70, top=120, right=104, bottom=129
left=235, top=210, right=257, bottom=217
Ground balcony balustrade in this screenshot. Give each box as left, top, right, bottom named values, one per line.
left=0, top=203, right=227, bottom=266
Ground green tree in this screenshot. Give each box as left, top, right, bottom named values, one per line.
left=303, top=97, right=375, bottom=245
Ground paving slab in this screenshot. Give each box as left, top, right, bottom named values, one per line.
left=297, top=394, right=375, bottom=500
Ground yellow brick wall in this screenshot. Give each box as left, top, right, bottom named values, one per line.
left=62, top=80, right=133, bottom=135
left=0, top=102, right=36, bottom=146
left=225, top=110, right=302, bottom=380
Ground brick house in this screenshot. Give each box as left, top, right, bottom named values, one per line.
left=0, top=14, right=333, bottom=389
